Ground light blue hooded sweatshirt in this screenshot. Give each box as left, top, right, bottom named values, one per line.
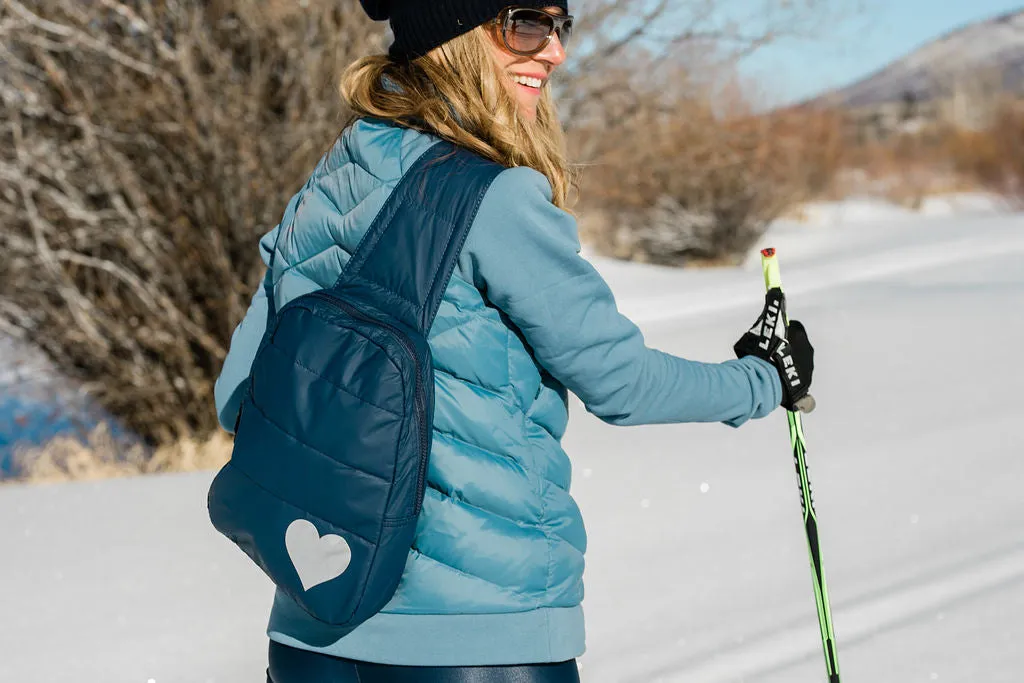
left=214, top=118, right=782, bottom=666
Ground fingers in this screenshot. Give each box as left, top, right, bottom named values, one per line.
left=784, top=319, right=815, bottom=409
left=788, top=320, right=813, bottom=353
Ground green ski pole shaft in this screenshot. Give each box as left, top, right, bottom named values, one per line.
left=760, top=248, right=841, bottom=683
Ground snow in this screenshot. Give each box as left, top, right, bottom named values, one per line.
left=775, top=193, right=1005, bottom=231
left=787, top=198, right=920, bottom=227
left=916, top=193, right=1009, bottom=217
left=2, top=200, right=1023, bottom=683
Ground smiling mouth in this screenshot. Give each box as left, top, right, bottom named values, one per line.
left=511, top=74, right=545, bottom=91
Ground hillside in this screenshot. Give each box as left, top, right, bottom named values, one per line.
left=810, top=9, right=1024, bottom=109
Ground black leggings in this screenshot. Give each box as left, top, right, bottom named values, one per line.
left=267, top=641, right=581, bottom=683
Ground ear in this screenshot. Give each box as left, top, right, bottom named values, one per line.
left=359, top=0, right=391, bottom=21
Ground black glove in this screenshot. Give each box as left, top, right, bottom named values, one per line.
left=734, top=288, right=815, bottom=412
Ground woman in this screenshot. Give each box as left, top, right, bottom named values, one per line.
left=214, top=1, right=814, bottom=681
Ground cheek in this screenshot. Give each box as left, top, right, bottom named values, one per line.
left=487, top=39, right=516, bottom=70
left=499, top=55, right=521, bottom=73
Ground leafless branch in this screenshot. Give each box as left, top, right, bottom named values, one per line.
left=0, top=0, right=382, bottom=444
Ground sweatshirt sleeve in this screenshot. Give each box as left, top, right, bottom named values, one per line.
left=213, top=226, right=278, bottom=433
left=458, top=166, right=782, bottom=428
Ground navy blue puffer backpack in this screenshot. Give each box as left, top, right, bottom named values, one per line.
left=208, top=140, right=503, bottom=632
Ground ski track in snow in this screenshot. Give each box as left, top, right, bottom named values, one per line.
left=620, top=223, right=1024, bottom=325
left=635, top=540, right=1024, bottom=682
left=1, top=205, right=1022, bottom=683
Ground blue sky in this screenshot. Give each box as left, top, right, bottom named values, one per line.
left=739, top=0, right=1024, bottom=105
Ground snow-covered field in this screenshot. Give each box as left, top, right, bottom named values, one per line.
left=2, top=199, right=1022, bottom=683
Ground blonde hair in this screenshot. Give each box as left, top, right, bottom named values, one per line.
left=340, top=26, right=576, bottom=211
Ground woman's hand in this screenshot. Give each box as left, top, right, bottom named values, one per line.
left=734, top=288, right=815, bottom=412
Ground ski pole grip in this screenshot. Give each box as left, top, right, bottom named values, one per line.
left=760, top=248, right=784, bottom=291
left=760, top=248, right=816, bottom=415
left=795, top=394, right=817, bottom=414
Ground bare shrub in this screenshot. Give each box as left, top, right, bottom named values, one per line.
left=5, top=422, right=233, bottom=484
left=575, top=71, right=844, bottom=265
left=0, top=0, right=382, bottom=446
left=559, top=0, right=851, bottom=265
left=949, top=101, right=1024, bottom=206
left=834, top=130, right=964, bottom=208
left=828, top=100, right=1024, bottom=208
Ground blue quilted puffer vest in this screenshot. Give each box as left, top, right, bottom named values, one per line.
left=242, top=119, right=587, bottom=665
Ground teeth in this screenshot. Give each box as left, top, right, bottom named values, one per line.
left=512, top=75, right=543, bottom=89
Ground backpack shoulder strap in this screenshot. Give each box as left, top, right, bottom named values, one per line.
left=333, top=140, right=505, bottom=334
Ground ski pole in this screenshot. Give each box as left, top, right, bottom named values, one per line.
left=761, top=247, right=841, bottom=683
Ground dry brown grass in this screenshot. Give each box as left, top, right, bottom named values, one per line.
left=948, top=102, right=1024, bottom=206
left=818, top=99, right=1024, bottom=208
left=5, top=424, right=233, bottom=484
left=834, top=130, right=974, bottom=207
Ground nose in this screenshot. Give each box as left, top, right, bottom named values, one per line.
left=535, top=32, right=567, bottom=66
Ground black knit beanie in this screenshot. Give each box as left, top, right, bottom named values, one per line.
left=360, top=0, right=570, bottom=60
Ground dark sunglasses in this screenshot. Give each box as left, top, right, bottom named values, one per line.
left=494, top=7, right=574, bottom=57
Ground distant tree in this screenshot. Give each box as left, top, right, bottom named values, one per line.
left=901, top=90, right=919, bottom=122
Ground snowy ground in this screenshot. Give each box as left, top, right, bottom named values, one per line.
left=1, top=199, right=1023, bottom=683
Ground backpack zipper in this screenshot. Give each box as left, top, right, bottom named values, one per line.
left=303, top=290, right=430, bottom=515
